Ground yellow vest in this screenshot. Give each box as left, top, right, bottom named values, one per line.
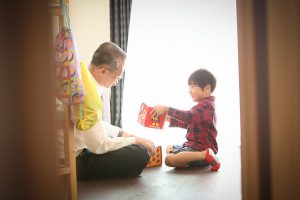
left=75, top=63, right=103, bottom=130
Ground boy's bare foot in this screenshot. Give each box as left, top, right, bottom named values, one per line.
left=166, top=145, right=173, bottom=154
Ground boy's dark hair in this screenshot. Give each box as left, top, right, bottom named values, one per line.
left=91, top=42, right=126, bottom=71
left=188, top=69, right=216, bottom=92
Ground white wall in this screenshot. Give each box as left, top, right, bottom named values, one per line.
left=69, top=0, right=110, bottom=65
left=69, top=0, right=111, bottom=122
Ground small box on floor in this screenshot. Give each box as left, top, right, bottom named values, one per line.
left=138, top=102, right=166, bottom=129
left=146, top=146, right=162, bottom=168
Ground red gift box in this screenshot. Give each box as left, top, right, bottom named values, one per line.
left=138, top=103, right=166, bottom=129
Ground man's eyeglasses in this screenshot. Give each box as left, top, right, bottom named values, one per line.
left=112, top=70, right=124, bottom=86
left=100, top=66, right=124, bottom=86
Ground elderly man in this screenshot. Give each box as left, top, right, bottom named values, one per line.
left=75, top=42, right=155, bottom=179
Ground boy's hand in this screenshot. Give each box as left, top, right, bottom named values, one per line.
left=165, top=115, right=171, bottom=122
left=151, top=106, right=169, bottom=117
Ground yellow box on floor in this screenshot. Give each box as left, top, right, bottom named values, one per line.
left=146, top=146, right=162, bottom=167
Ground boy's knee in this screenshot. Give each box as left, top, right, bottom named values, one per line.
left=165, top=156, right=175, bottom=167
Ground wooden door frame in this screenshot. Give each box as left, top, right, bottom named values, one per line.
left=237, top=0, right=300, bottom=199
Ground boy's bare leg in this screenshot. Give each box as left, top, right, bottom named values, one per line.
left=165, top=148, right=221, bottom=171
left=165, top=151, right=206, bottom=168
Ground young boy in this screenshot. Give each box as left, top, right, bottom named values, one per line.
left=151, top=69, right=220, bottom=171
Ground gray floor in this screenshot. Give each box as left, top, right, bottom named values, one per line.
left=78, top=128, right=241, bottom=200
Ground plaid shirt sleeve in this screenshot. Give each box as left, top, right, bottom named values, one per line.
left=167, top=104, right=212, bottom=126
left=167, top=96, right=218, bottom=153
left=168, top=111, right=188, bottom=129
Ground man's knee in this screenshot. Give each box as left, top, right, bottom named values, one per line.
left=132, top=144, right=150, bottom=165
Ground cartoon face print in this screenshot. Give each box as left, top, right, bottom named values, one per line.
left=67, top=51, right=74, bottom=62
left=56, top=66, right=61, bottom=77
left=62, top=67, right=69, bottom=78
left=55, top=52, right=64, bottom=63
left=60, top=81, right=70, bottom=94
left=72, top=93, right=83, bottom=104
left=55, top=35, right=64, bottom=51
left=70, top=79, right=79, bottom=93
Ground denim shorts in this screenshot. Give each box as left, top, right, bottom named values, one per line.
left=170, top=145, right=208, bottom=167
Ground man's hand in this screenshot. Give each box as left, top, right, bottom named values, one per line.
left=119, top=130, right=135, bottom=137
left=135, top=137, right=155, bottom=156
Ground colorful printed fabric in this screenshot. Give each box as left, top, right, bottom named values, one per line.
left=54, top=27, right=84, bottom=105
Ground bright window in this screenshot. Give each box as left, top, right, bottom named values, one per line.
left=122, top=0, right=240, bottom=145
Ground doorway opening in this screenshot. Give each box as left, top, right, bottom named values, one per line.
left=122, top=0, right=240, bottom=149
left=122, top=2, right=241, bottom=198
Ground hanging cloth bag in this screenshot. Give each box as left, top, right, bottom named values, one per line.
left=54, top=27, right=84, bottom=105
left=54, top=0, right=84, bottom=119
